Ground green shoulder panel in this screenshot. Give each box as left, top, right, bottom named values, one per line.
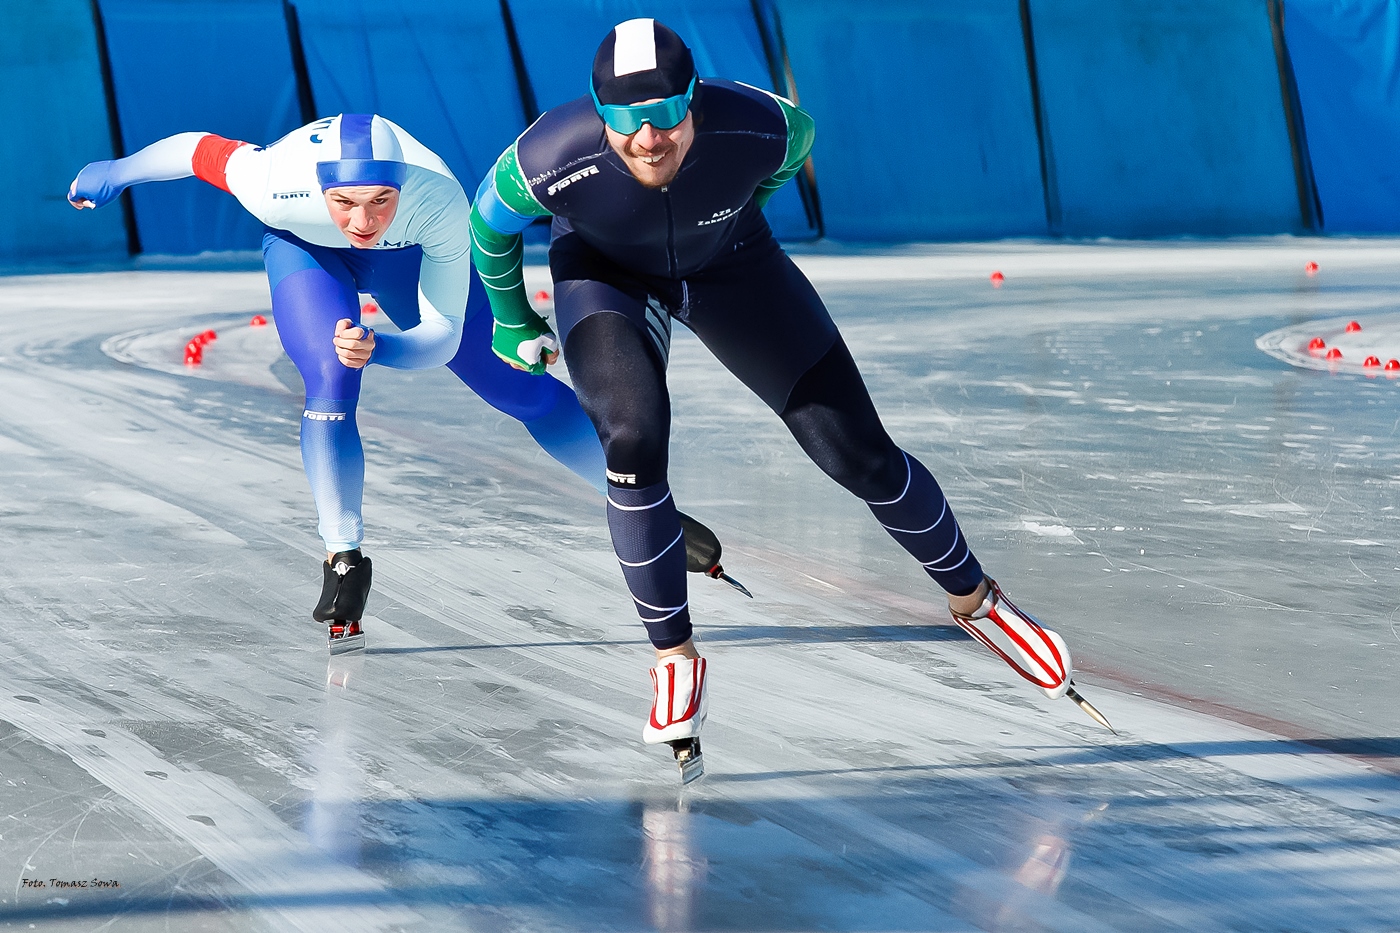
left=493, top=142, right=550, bottom=219
left=755, top=95, right=815, bottom=208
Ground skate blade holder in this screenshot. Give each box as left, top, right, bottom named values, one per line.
left=668, top=738, right=705, bottom=784
left=328, top=626, right=366, bottom=656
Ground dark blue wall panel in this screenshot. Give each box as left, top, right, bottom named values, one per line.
left=1027, top=0, right=1301, bottom=236
left=2, top=0, right=127, bottom=262
left=508, top=0, right=817, bottom=240
left=770, top=0, right=1047, bottom=241
left=99, top=0, right=301, bottom=254
left=1285, top=0, right=1400, bottom=233
left=292, top=0, right=526, bottom=196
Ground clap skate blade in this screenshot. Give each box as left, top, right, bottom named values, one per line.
left=668, top=738, right=704, bottom=784
left=678, top=512, right=753, bottom=598
left=707, top=566, right=752, bottom=598
left=1066, top=684, right=1115, bottom=733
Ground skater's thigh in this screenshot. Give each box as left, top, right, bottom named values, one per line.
left=778, top=337, right=905, bottom=498
left=262, top=231, right=363, bottom=401
left=685, top=243, right=839, bottom=413
left=562, top=310, right=672, bottom=484
left=446, top=283, right=571, bottom=421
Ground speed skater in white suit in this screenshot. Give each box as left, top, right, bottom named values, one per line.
left=68, top=113, right=742, bottom=654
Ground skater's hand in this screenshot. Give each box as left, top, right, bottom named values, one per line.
left=491, top=314, right=558, bottom=375
left=68, top=161, right=123, bottom=210
left=334, top=319, right=376, bottom=369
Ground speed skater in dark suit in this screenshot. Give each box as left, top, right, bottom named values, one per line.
left=471, top=19, right=1113, bottom=778
left=66, top=112, right=737, bottom=654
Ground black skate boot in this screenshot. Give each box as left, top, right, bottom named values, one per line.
left=313, top=550, right=372, bottom=655
left=676, top=512, right=751, bottom=598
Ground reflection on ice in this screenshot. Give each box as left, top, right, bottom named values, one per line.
left=307, top=655, right=366, bottom=865
left=643, top=801, right=707, bottom=931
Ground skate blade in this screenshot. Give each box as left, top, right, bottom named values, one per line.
left=709, top=566, right=753, bottom=599
left=328, top=632, right=366, bottom=656
left=1066, top=685, right=1116, bottom=734
left=669, top=739, right=705, bottom=784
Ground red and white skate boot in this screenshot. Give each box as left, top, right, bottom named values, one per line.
left=950, top=578, right=1114, bottom=731
left=644, top=657, right=707, bottom=783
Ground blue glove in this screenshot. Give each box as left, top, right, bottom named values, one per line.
left=68, top=161, right=126, bottom=209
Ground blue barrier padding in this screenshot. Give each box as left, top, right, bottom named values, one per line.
left=769, top=0, right=1047, bottom=241
left=507, top=0, right=817, bottom=240
left=1284, top=0, right=1400, bottom=232
left=291, top=0, right=526, bottom=196
left=2, top=1, right=128, bottom=262
left=1027, top=0, right=1301, bottom=237
left=97, top=0, right=302, bottom=255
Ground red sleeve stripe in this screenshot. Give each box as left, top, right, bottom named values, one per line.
left=191, top=134, right=250, bottom=193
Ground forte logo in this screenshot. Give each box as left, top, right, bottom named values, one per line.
left=547, top=165, right=600, bottom=196
left=272, top=191, right=311, bottom=200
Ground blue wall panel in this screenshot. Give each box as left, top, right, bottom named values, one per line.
left=1, top=0, right=128, bottom=263
left=292, top=0, right=526, bottom=195
left=508, top=0, right=817, bottom=240
left=1284, top=0, right=1400, bottom=232
left=770, top=0, right=1047, bottom=241
left=99, top=0, right=301, bottom=254
left=1027, top=0, right=1301, bottom=237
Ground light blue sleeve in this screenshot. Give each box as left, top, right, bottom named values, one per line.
left=68, top=133, right=206, bottom=208
left=474, top=173, right=537, bottom=235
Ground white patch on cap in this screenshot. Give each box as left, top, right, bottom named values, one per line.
left=612, top=18, right=657, bottom=77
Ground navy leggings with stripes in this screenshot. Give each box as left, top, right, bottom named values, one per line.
left=555, top=233, right=985, bottom=649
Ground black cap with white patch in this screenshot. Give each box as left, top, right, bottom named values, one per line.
left=591, top=18, right=696, bottom=106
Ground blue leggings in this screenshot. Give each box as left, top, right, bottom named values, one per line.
left=263, top=229, right=604, bottom=551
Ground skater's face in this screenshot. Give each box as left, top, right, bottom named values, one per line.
left=324, top=186, right=400, bottom=248
left=605, top=108, right=694, bottom=189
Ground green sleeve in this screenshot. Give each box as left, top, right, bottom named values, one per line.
left=469, top=142, right=552, bottom=327
left=754, top=97, right=815, bottom=209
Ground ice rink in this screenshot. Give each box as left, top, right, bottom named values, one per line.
left=1, top=239, right=1398, bottom=931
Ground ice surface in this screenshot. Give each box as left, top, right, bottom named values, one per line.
left=0, top=242, right=1397, bottom=930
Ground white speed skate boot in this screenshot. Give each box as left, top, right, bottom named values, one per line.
left=950, top=578, right=1114, bottom=732
left=644, top=656, right=707, bottom=783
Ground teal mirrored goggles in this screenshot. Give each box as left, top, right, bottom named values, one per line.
left=591, top=76, right=696, bottom=135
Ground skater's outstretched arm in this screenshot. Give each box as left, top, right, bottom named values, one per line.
left=68, top=132, right=210, bottom=209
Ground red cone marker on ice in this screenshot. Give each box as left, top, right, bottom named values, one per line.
left=184, top=340, right=202, bottom=366
left=534, top=289, right=551, bottom=303
left=250, top=315, right=267, bottom=327
left=1308, top=337, right=1325, bottom=351
left=990, top=271, right=1005, bottom=287
left=1387, top=360, right=1400, bottom=371
left=361, top=302, right=378, bottom=316
left=1365, top=356, right=1380, bottom=368
left=198, top=329, right=217, bottom=344
left=1305, top=261, right=1319, bottom=275
left=1346, top=321, right=1362, bottom=333
left=1326, top=348, right=1343, bottom=360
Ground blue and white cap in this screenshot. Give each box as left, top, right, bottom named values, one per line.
left=315, top=114, right=407, bottom=191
